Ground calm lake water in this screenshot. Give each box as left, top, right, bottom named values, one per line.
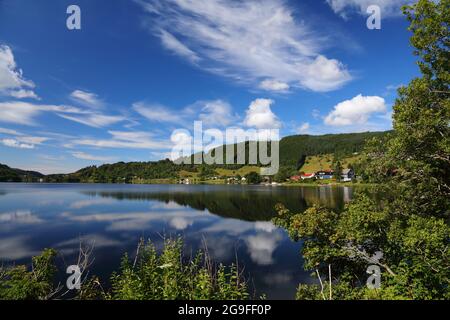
left=0, top=183, right=354, bottom=299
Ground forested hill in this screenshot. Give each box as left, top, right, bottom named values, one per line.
left=0, top=163, right=45, bottom=182
left=0, top=131, right=388, bottom=182
left=279, top=131, right=388, bottom=167
left=202, top=131, right=388, bottom=168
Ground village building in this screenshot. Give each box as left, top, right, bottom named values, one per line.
left=316, top=170, right=334, bottom=180
left=341, top=168, right=355, bottom=182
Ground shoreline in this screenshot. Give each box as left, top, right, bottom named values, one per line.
left=0, top=181, right=379, bottom=187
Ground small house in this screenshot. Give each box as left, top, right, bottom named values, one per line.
left=316, top=170, right=334, bottom=180
left=341, top=168, right=355, bottom=182
left=301, top=173, right=315, bottom=180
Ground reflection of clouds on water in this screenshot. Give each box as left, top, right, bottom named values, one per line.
left=54, top=234, right=123, bottom=256
left=199, top=219, right=283, bottom=266
left=150, top=201, right=187, bottom=210
left=0, top=235, right=39, bottom=260
left=69, top=198, right=115, bottom=209
left=201, top=235, right=240, bottom=261
left=200, top=219, right=255, bottom=235
left=0, top=210, right=42, bottom=224
left=60, top=210, right=208, bottom=232
left=263, top=273, right=293, bottom=285
left=245, top=231, right=283, bottom=265
left=169, top=217, right=193, bottom=230
left=254, top=221, right=277, bottom=233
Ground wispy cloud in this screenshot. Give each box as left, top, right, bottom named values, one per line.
left=1, top=138, right=34, bottom=149
left=0, top=126, right=49, bottom=149
left=159, top=29, right=201, bottom=64
left=134, top=99, right=238, bottom=128
left=137, top=0, right=352, bottom=92
left=0, top=45, right=39, bottom=99
left=296, top=122, right=310, bottom=134
left=0, top=101, right=88, bottom=126
left=133, top=102, right=184, bottom=123
left=326, top=0, right=413, bottom=18
left=71, top=151, right=116, bottom=162
left=70, top=130, right=169, bottom=150
left=58, top=113, right=125, bottom=128
left=70, top=90, right=104, bottom=108
left=0, top=100, right=125, bottom=128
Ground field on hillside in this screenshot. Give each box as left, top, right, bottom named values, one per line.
left=178, top=166, right=261, bottom=178
left=215, top=166, right=261, bottom=176
left=300, top=154, right=362, bottom=173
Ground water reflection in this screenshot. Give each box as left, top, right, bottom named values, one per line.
left=0, top=183, right=354, bottom=299
left=80, top=184, right=352, bottom=221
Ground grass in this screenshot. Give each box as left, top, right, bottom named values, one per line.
left=215, top=166, right=260, bottom=177
left=300, top=154, right=362, bottom=173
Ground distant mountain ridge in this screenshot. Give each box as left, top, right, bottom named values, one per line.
left=0, top=163, right=45, bottom=182
left=0, top=131, right=389, bottom=182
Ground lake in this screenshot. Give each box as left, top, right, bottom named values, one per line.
left=0, top=183, right=354, bottom=299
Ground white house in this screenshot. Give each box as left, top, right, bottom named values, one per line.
left=341, top=168, right=355, bottom=182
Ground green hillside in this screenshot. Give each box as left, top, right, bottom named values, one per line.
left=0, top=164, right=45, bottom=182
left=1, top=131, right=388, bottom=183
left=279, top=131, right=387, bottom=168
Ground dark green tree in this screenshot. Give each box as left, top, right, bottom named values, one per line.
left=333, top=161, right=343, bottom=182
left=245, top=171, right=262, bottom=184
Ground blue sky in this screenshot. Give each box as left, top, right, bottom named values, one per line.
left=0, top=0, right=420, bottom=174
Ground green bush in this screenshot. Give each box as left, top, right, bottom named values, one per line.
left=0, top=239, right=249, bottom=300
left=109, top=238, right=248, bottom=300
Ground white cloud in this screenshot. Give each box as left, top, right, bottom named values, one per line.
left=297, top=122, right=310, bottom=134
left=198, top=100, right=237, bottom=127
left=324, top=94, right=387, bottom=126
left=326, top=0, right=413, bottom=18
left=133, top=102, right=183, bottom=123
left=134, top=99, right=237, bottom=128
left=0, top=101, right=87, bottom=125
left=1, top=138, right=34, bottom=149
left=137, top=0, right=351, bottom=92
left=0, top=127, right=22, bottom=135
left=0, top=136, right=48, bottom=149
left=243, top=98, right=281, bottom=129
left=71, top=151, right=115, bottom=162
left=9, top=89, right=40, bottom=100
left=58, top=113, right=125, bottom=128
left=159, top=29, right=200, bottom=63
left=0, top=45, right=39, bottom=99
left=300, top=55, right=351, bottom=92
left=70, top=90, right=104, bottom=108
left=0, top=99, right=123, bottom=128
left=259, top=79, right=290, bottom=92
left=0, top=126, right=49, bottom=149
left=71, top=130, right=168, bottom=150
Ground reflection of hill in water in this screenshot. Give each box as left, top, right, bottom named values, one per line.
left=82, top=186, right=353, bottom=222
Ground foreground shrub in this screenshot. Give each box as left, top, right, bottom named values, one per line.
left=0, top=238, right=249, bottom=300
